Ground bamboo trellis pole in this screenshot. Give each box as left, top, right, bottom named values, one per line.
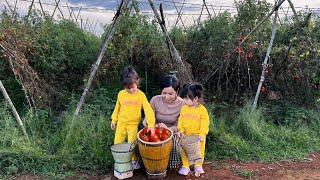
left=238, top=0, right=285, bottom=47
left=51, top=0, right=61, bottom=18
left=203, top=0, right=212, bottom=20
left=0, top=80, right=29, bottom=139
left=253, top=7, right=279, bottom=109
left=69, top=0, right=132, bottom=138
left=38, top=0, right=46, bottom=17
left=172, top=0, right=186, bottom=28
left=147, top=0, right=193, bottom=84
left=4, top=0, right=14, bottom=13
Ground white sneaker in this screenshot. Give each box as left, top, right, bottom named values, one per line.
left=194, top=166, right=205, bottom=177
left=178, top=167, right=190, bottom=176
left=132, top=160, right=141, bottom=170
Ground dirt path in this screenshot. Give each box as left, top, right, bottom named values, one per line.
left=13, top=152, right=320, bottom=179
left=109, top=152, right=320, bottom=179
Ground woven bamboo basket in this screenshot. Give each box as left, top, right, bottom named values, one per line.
left=137, top=128, right=173, bottom=176
left=180, top=135, right=202, bottom=165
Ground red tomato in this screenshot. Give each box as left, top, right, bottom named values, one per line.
left=162, top=129, right=170, bottom=136
left=160, top=133, right=169, bottom=141
left=247, top=52, right=253, bottom=59
left=149, top=134, right=160, bottom=142
left=261, top=86, right=268, bottom=94
left=249, top=43, right=255, bottom=49
left=142, top=127, right=150, bottom=135
left=236, top=47, right=244, bottom=54
left=155, top=127, right=163, bottom=136
left=139, top=132, right=149, bottom=142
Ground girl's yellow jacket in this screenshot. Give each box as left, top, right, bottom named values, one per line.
left=111, top=90, right=155, bottom=127
left=177, top=104, right=210, bottom=137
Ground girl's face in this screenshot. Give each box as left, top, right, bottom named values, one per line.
left=125, top=83, right=138, bottom=94
left=161, top=87, right=177, bottom=103
left=183, top=96, right=199, bottom=107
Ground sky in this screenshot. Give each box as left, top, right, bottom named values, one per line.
left=1, top=0, right=320, bottom=36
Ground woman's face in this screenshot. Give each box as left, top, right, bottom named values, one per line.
left=161, top=87, right=177, bottom=103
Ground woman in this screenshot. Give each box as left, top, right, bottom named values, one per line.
left=146, top=74, right=184, bottom=169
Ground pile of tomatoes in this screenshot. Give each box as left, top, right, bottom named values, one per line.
left=138, top=127, right=171, bottom=143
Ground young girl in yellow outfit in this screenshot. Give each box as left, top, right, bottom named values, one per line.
left=177, top=83, right=210, bottom=176
left=111, top=66, right=155, bottom=170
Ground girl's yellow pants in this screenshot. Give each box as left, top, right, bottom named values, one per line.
left=114, top=122, right=138, bottom=160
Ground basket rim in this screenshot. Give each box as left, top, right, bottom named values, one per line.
left=137, top=127, right=173, bottom=145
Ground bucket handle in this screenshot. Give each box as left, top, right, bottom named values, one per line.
left=130, top=142, right=136, bottom=150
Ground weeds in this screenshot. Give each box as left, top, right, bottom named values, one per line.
left=1, top=99, right=320, bottom=176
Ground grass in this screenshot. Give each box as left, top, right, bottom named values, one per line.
left=0, top=95, right=320, bottom=177
left=232, top=168, right=254, bottom=178
left=206, top=102, right=320, bottom=162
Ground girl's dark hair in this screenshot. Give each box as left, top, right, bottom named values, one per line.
left=181, top=83, right=204, bottom=100
left=121, top=66, right=140, bottom=88
left=159, top=75, right=180, bottom=92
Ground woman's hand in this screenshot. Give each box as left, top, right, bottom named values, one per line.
left=176, top=131, right=185, bottom=139
left=156, top=123, right=168, bottom=129
left=110, top=122, right=116, bottom=131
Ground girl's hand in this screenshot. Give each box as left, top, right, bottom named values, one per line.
left=199, top=136, right=204, bottom=142
left=142, top=118, right=147, bottom=127
left=110, top=123, right=116, bottom=131
left=156, top=123, right=168, bottom=129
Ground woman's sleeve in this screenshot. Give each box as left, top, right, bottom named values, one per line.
left=150, top=96, right=156, bottom=111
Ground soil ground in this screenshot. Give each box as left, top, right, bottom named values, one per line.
left=12, top=152, right=320, bottom=179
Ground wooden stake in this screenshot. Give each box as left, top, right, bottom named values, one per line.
left=38, top=0, right=46, bottom=17
left=203, top=0, right=212, bottom=20
left=148, top=0, right=193, bottom=84
left=71, top=7, right=79, bottom=25
left=51, top=0, right=61, bottom=18
left=210, top=4, right=216, bottom=16
left=238, top=0, right=285, bottom=47
left=26, top=0, right=35, bottom=20
left=172, top=0, right=186, bottom=28
left=0, top=80, right=29, bottom=139
left=76, top=6, right=82, bottom=21
left=197, top=2, right=204, bottom=25
left=253, top=8, right=279, bottom=109
left=65, top=2, right=74, bottom=21
left=4, top=0, right=14, bottom=13
left=287, top=0, right=301, bottom=29
left=13, top=0, right=18, bottom=15
left=69, top=0, right=132, bottom=138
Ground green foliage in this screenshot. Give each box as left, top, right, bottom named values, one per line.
left=235, top=0, right=272, bottom=31
left=206, top=103, right=320, bottom=162
left=0, top=103, right=60, bottom=175
left=98, top=4, right=172, bottom=88
left=0, top=88, right=116, bottom=176
left=0, top=1, right=320, bottom=178
left=1, top=96, right=320, bottom=176
left=59, top=108, right=114, bottom=171
left=171, top=0, right=318, bottom=105
left=0, top=13, right=100, bottom=110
